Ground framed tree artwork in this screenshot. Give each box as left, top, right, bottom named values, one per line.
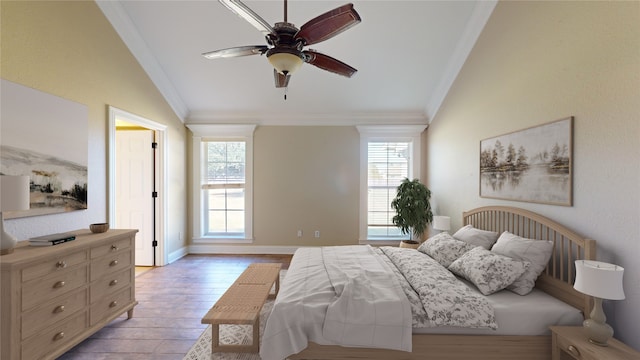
left=480, top=117, right=573, bottom=206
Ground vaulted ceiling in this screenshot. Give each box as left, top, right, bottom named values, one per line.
left=97, top=0, right=496, bottom=124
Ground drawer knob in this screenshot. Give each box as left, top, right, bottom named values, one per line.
left=53, top=305, right=65, bottom=314
left=567, top=345, right=580, bottom=357
left=53, top=281, right=66, bottom=289
left=109, top=301, right=118, bottom=308
left=56, top=261, right=67, bottom=269
left=111, top=244, right=118, bottom=251
left=53, top=332, right=65, bottom=341
left=109, top=260, right=118, bottom=267
left=109, top=279, right=118, bottom=286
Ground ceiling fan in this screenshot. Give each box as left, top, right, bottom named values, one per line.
left=203, top=0, right=361, bottom=90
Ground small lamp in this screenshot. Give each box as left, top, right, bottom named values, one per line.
left=1, top=175, right=31, bottom=255
left=573, top=260, right=625, bottom=346
left=432, top=216, right=451, bottom=233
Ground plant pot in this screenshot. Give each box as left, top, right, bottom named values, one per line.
left=400, top=240, right=420, bottom=249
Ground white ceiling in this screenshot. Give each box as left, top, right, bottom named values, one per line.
left=97, top=0, right=496, bottom=124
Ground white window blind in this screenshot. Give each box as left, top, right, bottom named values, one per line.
left=202, top=141, right=245, bottom=236
left=367, top=141, right=411, bottom=239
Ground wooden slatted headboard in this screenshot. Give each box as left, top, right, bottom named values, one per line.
left=463, top=206, right=596, bottom=317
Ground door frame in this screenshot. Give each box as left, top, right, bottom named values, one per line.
left=108, top=106, right=168, bottom=266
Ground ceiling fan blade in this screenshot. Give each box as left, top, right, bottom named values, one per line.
left=296, top=3, right=361, bottom=46
left=303, top=50, right=357, bottom=78
left=202, top=45, right=269, bottom=59
left=219, top=0, right=275, bottom=36
left=274, top=69, right=290, bottom=88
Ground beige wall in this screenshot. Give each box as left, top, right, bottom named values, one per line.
left=427, top=1, right=639, bottom=349
left=254, top=126, right=360, bottom=246
left=1, top=1, right=188, bottom=256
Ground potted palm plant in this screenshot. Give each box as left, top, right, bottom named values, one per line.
left=391, top=178, right=433, bottom=247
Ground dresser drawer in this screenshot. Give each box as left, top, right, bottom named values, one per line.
left=90, top=250, right=132, bottom=281
left=90, top=268, right=132, bottom=303
left=22, top=288, right=87, bottom=340
left=22, top=311, right=87, bottom=360
left=90, top=237, right=132, bottom=259
left=90, top=287, right=133, bottom=325
left=22, top=265, right=88, bottom=310
left=21, top=250, right=87, bottom=282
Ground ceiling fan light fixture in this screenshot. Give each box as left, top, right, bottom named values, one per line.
left=267, top=51, right=304, bottom=75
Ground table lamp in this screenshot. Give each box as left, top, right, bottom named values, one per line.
left=1, top=175, right=30, bottom=255
left=573, top=260, right=625, bottom=346
left=432, top=216, right=451, bottom=233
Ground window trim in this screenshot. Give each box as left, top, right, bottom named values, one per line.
left=187, top=124, right=256, bottom=243
left=357, top=125, right=427, bottom=244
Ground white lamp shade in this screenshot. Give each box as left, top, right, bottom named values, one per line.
left=0, top=175, right=30, bottom=211
left=432, top=216, right=451, bottom=231
left=574, top=260, right=625, bottom=300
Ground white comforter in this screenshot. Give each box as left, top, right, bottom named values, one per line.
left=321, top=246, right=412, bottom=350
left=259, top=246, right=411, bottom=360
left=260, top=245, right=497, bottom=360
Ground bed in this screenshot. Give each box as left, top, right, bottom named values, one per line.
left=261, top=206, right=596, bottom=360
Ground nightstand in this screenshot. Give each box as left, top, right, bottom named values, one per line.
left=550, top=326, right=640, bottom=360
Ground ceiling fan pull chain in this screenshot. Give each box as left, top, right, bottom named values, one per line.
left=284, top=86, right=288, bottom=100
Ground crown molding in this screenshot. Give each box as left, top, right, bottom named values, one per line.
left=96, top=0, right=189, bottom=122
left=425, top=0, right=497, bottom=122
left=186, top=111, right=428, bottom=126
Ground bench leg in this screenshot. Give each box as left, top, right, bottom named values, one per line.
left=211, top=324, right=220, bottom=353
left=211, top=319, right=259, bottom=353
left=252, top=316, right=260, bottom=352
left=268, top=274, right=280, bottom=299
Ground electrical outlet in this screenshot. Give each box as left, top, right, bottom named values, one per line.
left=297, top=230, right=303, bottom=237
left=314, top=230, right=320, bottom=238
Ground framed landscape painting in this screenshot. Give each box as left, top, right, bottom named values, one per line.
left=0, top=79, right=88, bottom=218
left=480, top=117, right=573, bottom=206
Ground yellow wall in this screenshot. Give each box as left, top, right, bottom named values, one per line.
left=1, top=1, right=188, bottom=255
left=427, top=1, right=639, bottom=348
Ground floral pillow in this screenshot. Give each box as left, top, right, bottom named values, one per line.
left=449, top=247, right=530, bottom=295
left=418, top=232, right=477, bottom=268
left=491, top=231, right=554, bottom=295
left=452, top=225, right=500, bottom=250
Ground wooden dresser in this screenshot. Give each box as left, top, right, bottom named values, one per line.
left=1, top=229, right=138, bottom=360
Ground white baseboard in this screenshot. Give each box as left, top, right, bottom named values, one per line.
left=167, top=246, right=189, bottom=264
left=189, top=244, right=301, bottom=255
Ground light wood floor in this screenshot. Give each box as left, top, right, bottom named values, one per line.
left=58, top=254, right=291, bottom=360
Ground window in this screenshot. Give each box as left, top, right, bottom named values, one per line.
left=187, top=124, right=256, bottom=243
left=367, top=141, right=411, bottom=239
left=203, top=141, right=245, bottom=235
left=357, top=125, right=426, bottom=244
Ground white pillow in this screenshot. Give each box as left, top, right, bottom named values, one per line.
left=449, top=247, right=530, bottom=296
left=417, top=232, right=477, bottom=268
left=491, top=231, right=554, bottom=295
left=452, top=225, right=499, bottom=249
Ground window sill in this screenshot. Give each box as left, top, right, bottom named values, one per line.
left=193, top=237, right=254, bottom=244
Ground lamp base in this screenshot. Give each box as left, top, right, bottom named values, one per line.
left=583, top=317, right=613, bottom=347
left=588, top=338, right=609, bottom=347
left=1, top=212, right=19, bottom=255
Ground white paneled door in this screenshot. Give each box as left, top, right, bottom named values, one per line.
left=116, top=129, right=155, bottom=266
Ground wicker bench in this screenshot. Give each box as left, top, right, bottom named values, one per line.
left=201, top=263, right=281, bottom=353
